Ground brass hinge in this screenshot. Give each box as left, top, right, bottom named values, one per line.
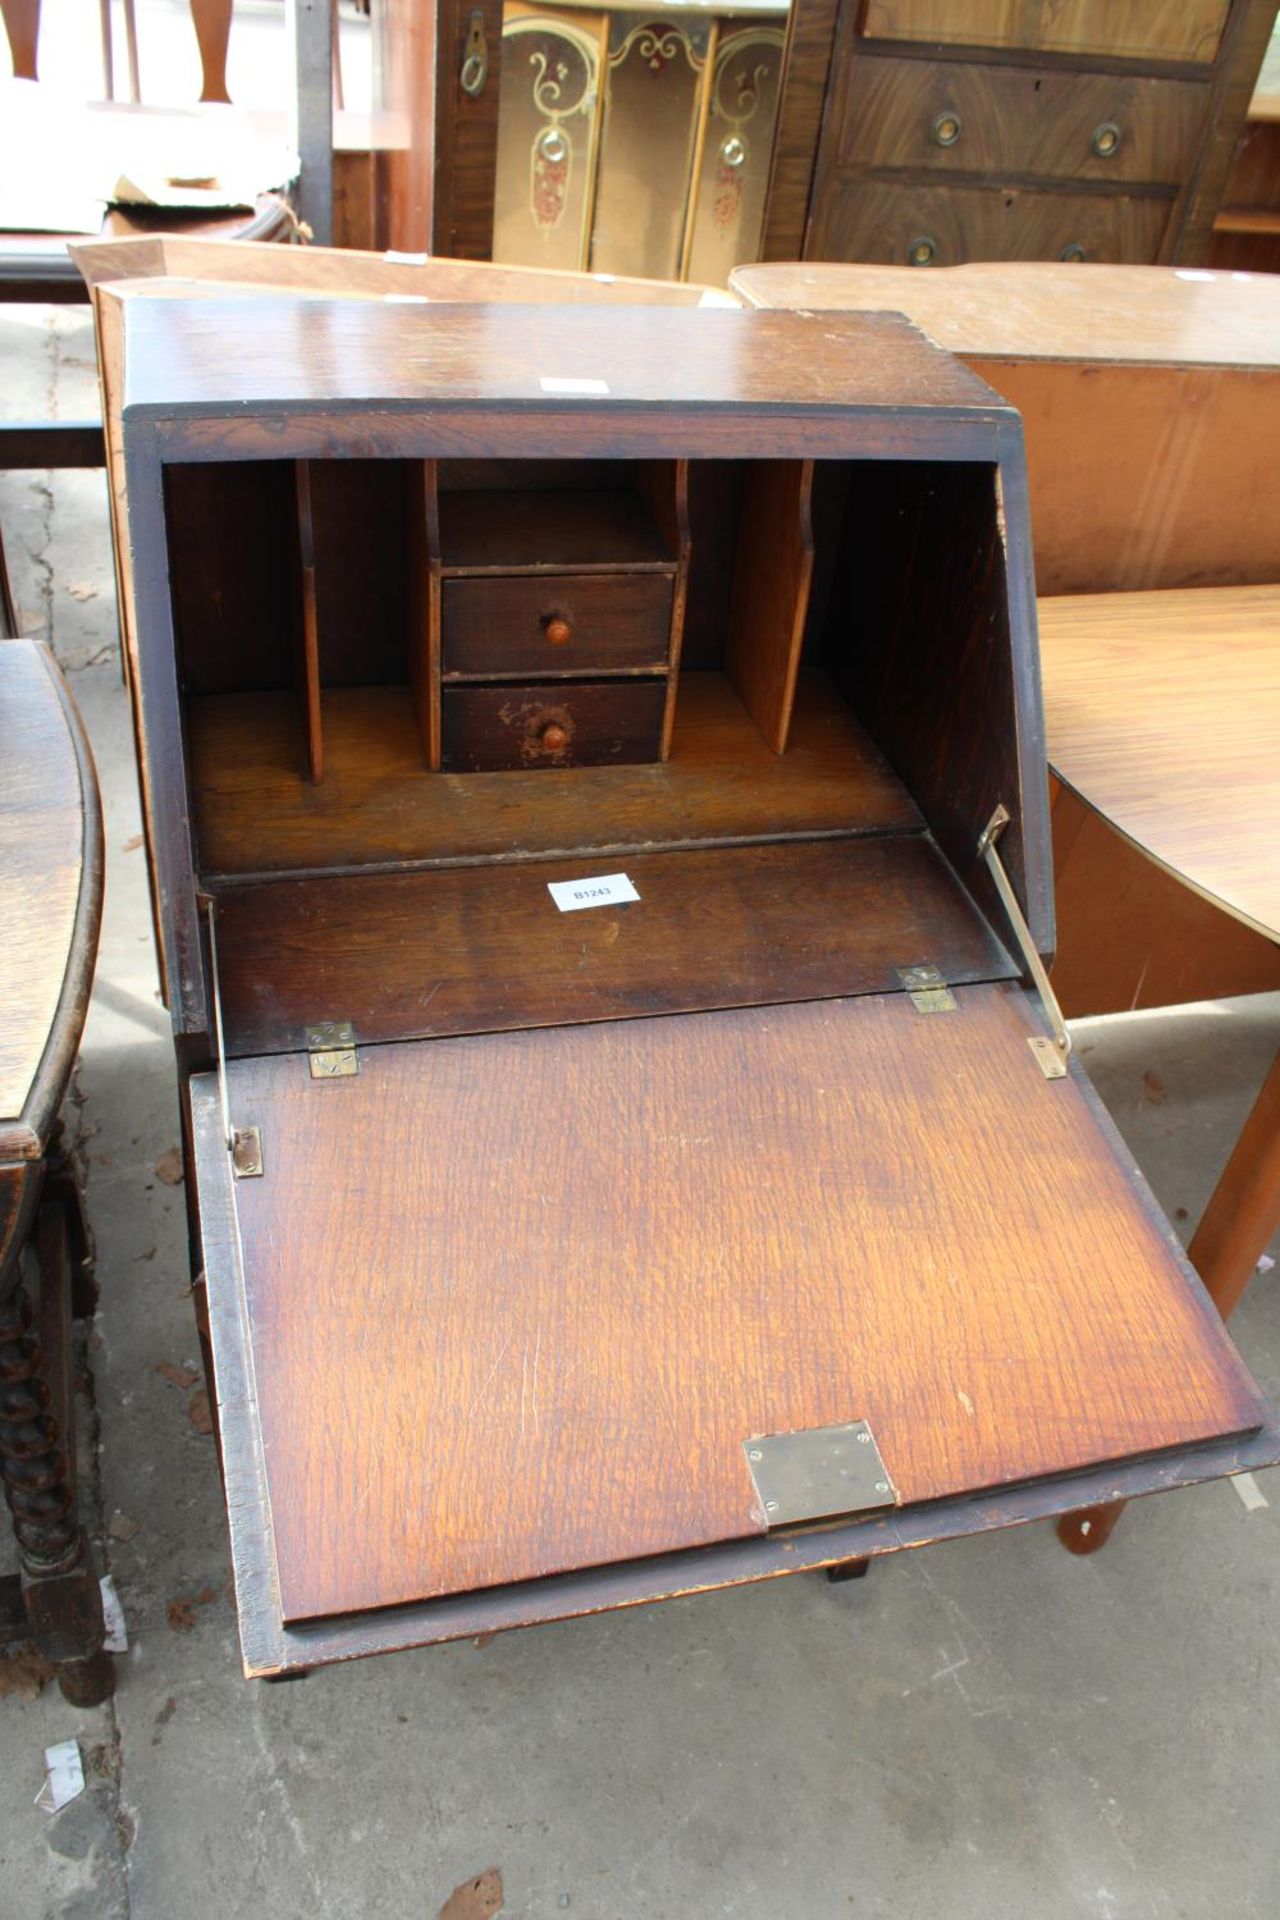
left=978, top=804, right=1071, bottom=1081
left=305, top=1021, right=359, bottom=1079
left=896, top=963, right=957, bottom=1013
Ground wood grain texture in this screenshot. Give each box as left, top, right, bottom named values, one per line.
left=1169, top=0, right=1279, bottom=263
left=188, top=672, right=921, bottom=879
left=192, top=1033, right=1280, bottom=1674
left=806, top=176, right=1173, bottom=267
left=207, top=982, right=1266, bottom=1622
left=0, top=642, right=102, bottom=1154
left=119, top=301, right=1007, bottom=422
left=70, top=235, right=720, bottom=305
left=1049, top=782, right=1280, bottom=1018
left=441, top=574, right=673, bottom=677
left=859, top=0, right=1229, bottom=62
left=728, top=259, right=1280, bottom=368
left=211, top=833, right=1017, bottom=1055
left=760, top=0, right=841, bottom=260
left=725, top=461, right=814, bottom=754
left=729, top=264, right=1280, bottom=595
left=1039, top=585, right=1280, bottom=938
left=1188, top=1045, right=1280, bottom=1319
left=832, top=53, right=1206, bottom=187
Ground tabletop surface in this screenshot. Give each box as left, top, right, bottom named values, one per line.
left=1038, top=586, right=1280, bottom=942
left=729, top=262, right=1280, bottom=370
left=0, top=640, right=100, bottom=1148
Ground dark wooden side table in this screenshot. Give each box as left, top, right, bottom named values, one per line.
left=0, top=637, right=110, bottom=1704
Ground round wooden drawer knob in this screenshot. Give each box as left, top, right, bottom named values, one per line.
left=545, top=617, right=572, bottom=646
left=539, top=722, right=569, bottom=752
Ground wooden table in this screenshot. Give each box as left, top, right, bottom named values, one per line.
left=0, top=637, right=110, bottom=1701
left=1039, top=584, right=1280, bottom=1549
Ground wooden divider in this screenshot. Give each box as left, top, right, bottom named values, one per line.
left=293, top=464, right=324, bottom=784
left=725, top=461, right=815, bottom=754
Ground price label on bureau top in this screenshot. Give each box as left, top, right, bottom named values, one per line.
left=547, top=873, right=640, bottom=912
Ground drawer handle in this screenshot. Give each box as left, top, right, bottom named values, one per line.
left=543, top=615, right=572, bottom=646
left=930, top=110, right=961, bottom=148
left=906, top=234, right=938, bottom=267
left=1090, top=121, right=1121, bottom=159
left=538, top=721, right=569, bottom=753
left=1059, top=242, right=1087, bottom=263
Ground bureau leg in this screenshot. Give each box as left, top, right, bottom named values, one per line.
left=0, top=1201, right=113, bottom=1704
left=1058, top=1045, right=1280, bottom=1558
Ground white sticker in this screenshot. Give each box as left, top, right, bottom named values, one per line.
left=383, top=249, right=428, bottom=264
left=1174, top=268, right=1216, bottom=282
left=548, top=873, right=639, bottom=912
left=1231, top=1472, right=1270, bottom=1513
left=384, top=292, right=430, bottom=304
left=36, top=1741, right=85, bottom=1814
left=100, top=1574, right=129, bottom=1653
left=539, top=376, right=610, bottom=396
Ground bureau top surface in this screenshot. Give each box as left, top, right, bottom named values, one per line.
left=119, top=299, right=1009, bottom=420
left=730, top=263, right=1280, bottom=371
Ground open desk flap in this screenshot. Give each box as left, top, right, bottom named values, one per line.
left=191, top=982, right=1268, bottom=1639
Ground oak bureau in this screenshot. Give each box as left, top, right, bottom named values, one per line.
left=115, top=297, right=1277, bottom=1676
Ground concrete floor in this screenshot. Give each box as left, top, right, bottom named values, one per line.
left=1, top=305, right=1279, bottom=1920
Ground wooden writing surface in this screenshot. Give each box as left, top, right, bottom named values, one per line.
left=207, top=984, right=1265, bottom=1623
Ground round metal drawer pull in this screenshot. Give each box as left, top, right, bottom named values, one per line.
left=1090, top=121, right=1121, bottom=159
left=1059, top=242, right=1087, bottom=263
left=906, top=234, right=938, bottom=267
left=721, top=134, right=747, bottom=170
left=930, top=110, right=961, bottom=147
left=544, top=616, right=572, bottom=645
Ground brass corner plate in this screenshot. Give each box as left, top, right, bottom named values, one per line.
left=305, top=1021, right=359, bottom=1079
left=743, top=1420, right=899, bottom=1529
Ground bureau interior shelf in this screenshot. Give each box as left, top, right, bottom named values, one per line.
left=189, top=671, right=919, bottom=880
left=437, top=486, right=677, bottom=574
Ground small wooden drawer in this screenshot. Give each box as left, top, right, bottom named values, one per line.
left=442, top=573, right=673, bottom=679
left=810, top=178, right=1172, bottom=267
left=836, top=56, right=1205, bottom=189
left=441, top=679, right=667, bottom=771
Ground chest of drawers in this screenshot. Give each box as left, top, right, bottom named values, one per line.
left=795, top=0, right=1276, bottom=266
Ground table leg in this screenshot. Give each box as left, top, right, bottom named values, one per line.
left=1059, top=1043, right=1280, bottom=1556
left=0, top=1186, right=113, bottom=1703
left=0, top=0, right=40, bottom=79
left=190, top=0, right=232, bottom=103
